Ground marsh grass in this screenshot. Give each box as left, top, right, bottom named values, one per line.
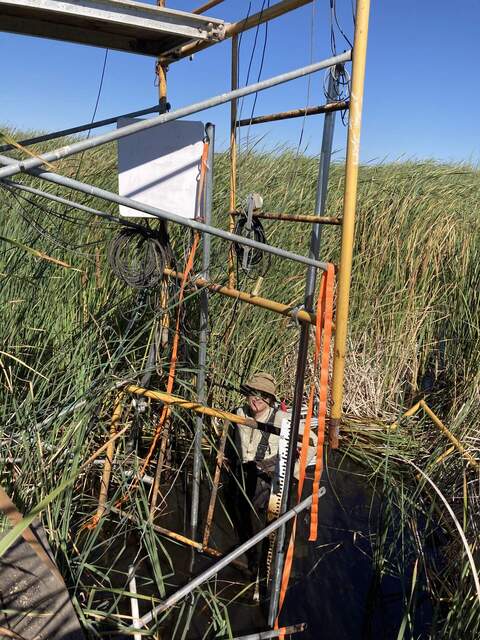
left=0, top=132, right=479, bottom=637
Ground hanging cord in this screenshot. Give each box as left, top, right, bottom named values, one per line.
left=233, top=214, right=270, bottom=275
left=75, top=48, right=109, bottom=180
left=274, top=264, right=335, bottom=634
left=329, top=0, right=353, bottom=55
left=281, top=0, right=317, bottom=209
left=244, top=0, right=271, bottom=155
left=233, top=191, right=270, bottom=278
left=108, top=225, right=171, bottom=289
left=328, top=0, right=353, bottom=126
left=237, top=0, right=266, bottom=199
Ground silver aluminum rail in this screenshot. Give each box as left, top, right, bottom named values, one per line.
left=0, top=103, right=162, bottom=153
left=0, top=154, right=328, bottom=271
left=0, top=51, right=351, bottom=181
left=134, top=488, right=325, bottom=629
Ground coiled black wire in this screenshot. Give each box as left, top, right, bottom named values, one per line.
left=233, top=213, right=270, bottom=276
left=108, top=226, right=170, bottom=289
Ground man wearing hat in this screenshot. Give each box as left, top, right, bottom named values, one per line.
left=229, top=371, right=286, bottom=577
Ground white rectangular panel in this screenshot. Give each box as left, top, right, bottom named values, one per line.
left=117, top=118, right=205, bottom=219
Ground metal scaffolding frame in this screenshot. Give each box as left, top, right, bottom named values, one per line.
left=1, top=0, right=371, bottom=634
left=0, top=0, right=226, bottom=56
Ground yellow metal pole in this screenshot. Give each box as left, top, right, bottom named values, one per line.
left=163, top=266, right=318, bottom=325
left=329, top=0, right=371, bottom=449
left=229, top=33, right=239, bottom=288
left=126, top=385, right=257, bottom=427
left=202, top=420, right=229, bottom=548
left=152, top=0, right=171, bottom=513
left=110, top=506, right=245, bottom=566
left=149, top=415, right=171, bottom=516
left=95, top=393, right=123, bottom=524
left=156, top=0, right=168, bottom=113
left=388, top=400, right=423, bottom=431
left=420, top=401, right=480, bottom=471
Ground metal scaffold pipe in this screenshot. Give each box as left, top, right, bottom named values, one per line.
left=163, top=267, right=318, bottom=325
left=0, top=179, right=320, bottom=317
left=330, top=0, right=371, bottom=448
left=125, top=385, right=312, bottom=445
left=190, top=123, right=215, bottom=556
left=0, top=51, right=351, bottom=181
left=230, top=210, right=342, bottom=225
left=0, top=104, right=162, bottom=153
left=192, top=0, right=225, bottom=14
left=0, top=179, right=145, bottom=231
left=164, top=0, right=314, bottom=62
left=134, top=489, right=325, bottom=629
left=236, top=101, right=348, bottom=127
left=0, top=154, right=328, bottom=271
left=267, top=67, right=340, bottom=626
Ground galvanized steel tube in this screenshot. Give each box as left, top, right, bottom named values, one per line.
left=0, top=104, right=161, bottom=153
left=190, top=124, right=215, bottom=553
left=135, top=489, right=325, bottom=628
left=0, top=51, right=351, bottom=181
left=0, top=179, right=145, bottom=231
left=0, top=153, right=328, bottom=271
left=268, top=69, right=340, bottom=626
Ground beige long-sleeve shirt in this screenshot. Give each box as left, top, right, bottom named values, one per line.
left=234, top=404, right=317, bottom=479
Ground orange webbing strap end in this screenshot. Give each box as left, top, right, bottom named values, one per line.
left=296, top=273, right=326, bottom=502
left=309, top=263, right=334, bottom=541
left=274, top=269, right=329, bottom=634
left=196, top=140, right=210, bottom=221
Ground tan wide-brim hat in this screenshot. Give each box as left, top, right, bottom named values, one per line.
left=243, top=371, right=278, bottom=401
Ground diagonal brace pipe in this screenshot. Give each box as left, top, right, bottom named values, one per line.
left=134, top=488, right=325, bottom=629
left=0, top=154, right=328, bottom=271
left=0, top=51, right=351, bottom=181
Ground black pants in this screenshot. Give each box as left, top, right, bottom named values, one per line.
left=232, top=461, right=271, bottom=572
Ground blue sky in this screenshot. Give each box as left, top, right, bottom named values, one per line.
left=1, top=0, right=479, bottom=164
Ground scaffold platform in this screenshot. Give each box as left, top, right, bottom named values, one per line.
left=0, top=0, right=226, bottom=56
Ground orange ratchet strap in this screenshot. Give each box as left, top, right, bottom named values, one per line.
left=274, top=263, right=335, bottom=633
left=309, top=262, right=334, bottom=540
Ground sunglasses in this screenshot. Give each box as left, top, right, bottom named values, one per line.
left=247, top=390, right=273, bottom=402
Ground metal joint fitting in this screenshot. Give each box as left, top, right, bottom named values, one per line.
left=290, top=304, right=306, bottom=327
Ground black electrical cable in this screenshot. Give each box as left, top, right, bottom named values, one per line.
left=108, top=225, right=171, bottom=289
left=233, top=213, right=271, bottom=277
left=75, top=48, right=109, bottom=180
